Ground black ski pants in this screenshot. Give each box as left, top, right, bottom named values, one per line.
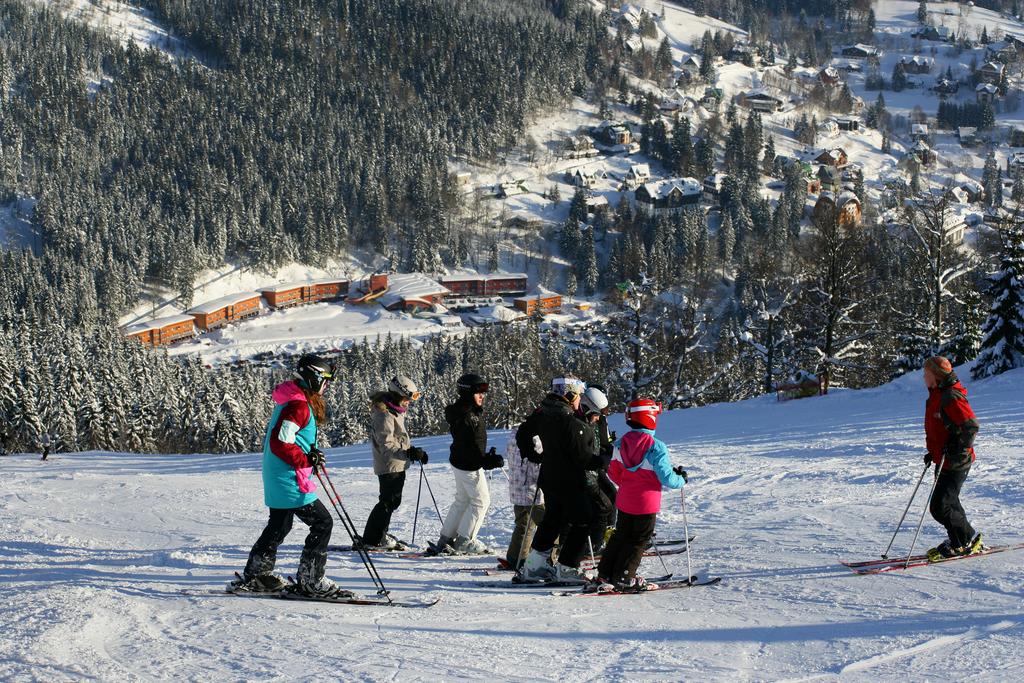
left=245, top=499, right=333, bottom=579
left=362, top=471, right=406, bottom=545
left=531, top=484, right=598, bottom=568
left=597, top=470, right=618, bottom=527
left=930, top=467, right=976, bottom=548
left=597, top=510, right=657, bottom=584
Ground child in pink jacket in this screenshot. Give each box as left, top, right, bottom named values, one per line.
left=596, top=398, right=686, bottom=590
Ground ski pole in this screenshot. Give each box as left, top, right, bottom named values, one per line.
left=411, top=463, right=425, bottom=547
left=316, top=467, right=392, bottom=602
left=880, top=462, right=931, bottom=559
left=680, top=487, right=693, bottom=584
left=420, top=462, right=443, bottom=521
left=649, top=525, right=673, bottom=578
left=903, top=454, right=945, bottom=569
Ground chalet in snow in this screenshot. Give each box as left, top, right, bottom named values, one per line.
left=840, top=44, right=879, bottom=59
left=634, top=177, right=702, bottom=215
left=898, top=55, right=934, bottom=74
left=187, top=292, right=262, bottom=332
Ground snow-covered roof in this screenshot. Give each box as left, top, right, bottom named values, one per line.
left=836, top=190, right=859, bottom=207
left=627, top=163, right=651, bottom=177
left=638, top=177, right=702, bottom=200
left=187, top=292, right=261, bottom=315
left=440, top=272, right=527, bottom=283
left=258, top=278, right=348, bottom=294
left=377, top=274, right=450, bottom=308
left=585, top=195, right=609, bottom=208
left=122, top=314, right=195, bottom=335
left=957, top=126, right=977, bottom=137
left=976, top=83, right=998, bottom=94
left=911, top=123, right=929, bottom=134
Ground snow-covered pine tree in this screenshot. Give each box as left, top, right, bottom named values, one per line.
left=973, top=222, right=1024, bottom=378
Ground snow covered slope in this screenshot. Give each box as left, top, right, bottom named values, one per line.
left=2, top=368, right=1023, bottom=680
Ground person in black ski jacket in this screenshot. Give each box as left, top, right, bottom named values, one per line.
left=430, top=373, right=504, bottom=555
left=518, top=376, right=602, bottom=584
left=579, top=387, right=616, bottom=553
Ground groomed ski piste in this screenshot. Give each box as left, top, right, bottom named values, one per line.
left=3, top=366, right=1023, bottom=680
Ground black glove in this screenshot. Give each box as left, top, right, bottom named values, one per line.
left=673, top=466, right=688, bottom=483
left=610, top=431, right=617, bottom=442
left=307, top=447, right=325, bottom=472
left=406, top=446, right=428, bottom=464
left=483, top=449, right=505, bottom=470
left=924, top=452, right=933, bottom=466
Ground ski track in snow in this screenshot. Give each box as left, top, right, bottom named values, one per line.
left=2, top=368, right=1024, bottom=680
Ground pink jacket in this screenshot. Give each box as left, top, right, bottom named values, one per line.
left=609, top=428, right=685, bottom=515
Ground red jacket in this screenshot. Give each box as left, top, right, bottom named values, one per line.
left=925, top=378, right=979, bottom=472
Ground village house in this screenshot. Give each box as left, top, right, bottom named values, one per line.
left=818, top=165, right=841, bottom=193
left=818, top=67, right=842, bottom=88
left=592, top=120, right=632, bottom=146
left=912, top=25, right=955, bottom=42
left=813, top=191, right=862, bottom=227
left=624, top=163, right=651, bottom=187
left=933, top=77, right=959, bottom=96
left=563, top=135, right=599, bottom=159
left=378, top=274, right=450, bottom=313
left=497, top=180, right=529, bottom=198
left=818, top=119, right=839, bottom=138
left=835, top=116, right=861, bottom=132
left=703, top=172, right=728, bottom=200
left=906, top=139, right=936, bottom=167
left=634, top=177, right=703, bottom=216
left=735, top=89, right=784, bottom=113
left=1006, top=150, right=1024, bottom=174
left=566, top=168, right=602, bottom=188
left=727, top=43, right=760, bottom=65
left=840, top=44, right=879, bottom=59
left=910, top=123, right=930, bottom=142
left=803, top=147, right=849, bottom=168
left=976, top=82, right=999, bottom=104
left=957, top=126, right=978, bottom=146
left=899, top=56, right=934, bottom=75
left=980, top=61, right=1005, bottom=84
left=585, top=195, right=610, bottom=217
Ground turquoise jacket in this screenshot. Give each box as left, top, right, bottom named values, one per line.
left=262, top=381, right=319, bottom=509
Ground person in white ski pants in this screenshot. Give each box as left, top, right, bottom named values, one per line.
left=432, top=373, right=504, bottom=554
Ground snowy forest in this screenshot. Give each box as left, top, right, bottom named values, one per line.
left=0, top=0, right=1022, bottom=456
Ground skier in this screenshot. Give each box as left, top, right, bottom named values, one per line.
left=232, top=354, right=341, bottom=596
left=359, top=375, right=426, bottom=550
left=922, top=356, right=983, bottom=561
left=430, top=373, right=504, bottom=555
left=580, top=386, right=616, bottom=553
left=518, top=376, right=602, bottom=584
left=40, top=433, right=51, bottom=461
left=504, top=430, right=545, bottom=570
left=596, top=398, right=687, bottom=591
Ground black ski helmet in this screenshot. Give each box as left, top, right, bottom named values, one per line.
left=456, top=372, right=489, bottom=396
left=295, top=354, right=335, bottom=393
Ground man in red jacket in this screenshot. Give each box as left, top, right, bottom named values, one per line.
left=923, top=356, right=983, bottom=561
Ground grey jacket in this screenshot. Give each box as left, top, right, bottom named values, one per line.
left=370, top=392, right=412, bottom=475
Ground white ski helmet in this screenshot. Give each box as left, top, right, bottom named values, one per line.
left=550, top=376, right=586, bottom=398
left=580, top=387, right=609, bottom=415
left=389, top=375, right=421, bottom=401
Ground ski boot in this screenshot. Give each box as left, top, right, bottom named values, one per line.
left=452, top=536, right=492, bottom=556
left=926, top=541, right=957, bottom=562
left=424, top=535, right=457, bottom=556
left=515, top=548, right=556, bottom=583
left=553, top=563, right=595, bottom=585
left=964, top=532, right=984, bottom=555
left=615, top=575, right=659, bottom=592
left=228, top=572, right=287, bottom=593
left=291, top=576, right=353, bottom=599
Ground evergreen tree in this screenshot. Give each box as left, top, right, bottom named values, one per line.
left=973, top=223, right=1024, bottom=378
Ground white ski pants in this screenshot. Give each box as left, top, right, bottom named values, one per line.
left=440, top=468, right=491, bottom=540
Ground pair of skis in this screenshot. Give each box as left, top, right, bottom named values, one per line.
left=460, top=536, right=696, bottom=574
left=841, top=542, right=1024, bottom=575
left=179, top=573, right=440, bottom=608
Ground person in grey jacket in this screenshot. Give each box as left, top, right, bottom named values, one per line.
left=360, top=375, right=426, bottom=550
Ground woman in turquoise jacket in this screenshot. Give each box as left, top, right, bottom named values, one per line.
left=232, top=355, right=342, bottom=597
